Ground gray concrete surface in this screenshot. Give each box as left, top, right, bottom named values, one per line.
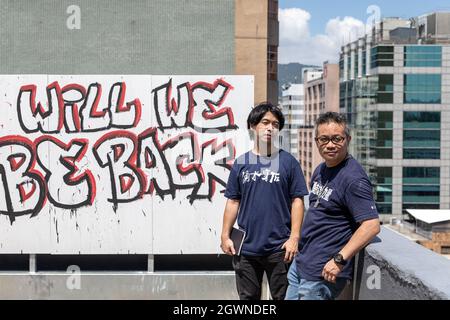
left=355, top=226, right=450, bottom=299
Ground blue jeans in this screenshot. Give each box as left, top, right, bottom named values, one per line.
left=285, top=261, right=348, bottom=300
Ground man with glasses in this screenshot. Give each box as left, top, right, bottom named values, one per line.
left=221, top=102, right=308, bottom=300
left=285, top=112, right=380, bottom=300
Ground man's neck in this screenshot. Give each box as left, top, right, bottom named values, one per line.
left=325, top=153, right=349, bottom=167
left=253, top=143, right=277, bottom=157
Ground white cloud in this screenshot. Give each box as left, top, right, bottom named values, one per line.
left=279, top=8, right=366, bottom=65
left=325, top=16, right=367, bottom=44
left=279, top=8, right=311, bottom=44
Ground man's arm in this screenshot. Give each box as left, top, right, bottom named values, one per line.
left=322, top=218, right=380, bottom=283
left=281, top=197, right=304, bottom=262
left=220, top=199, right=240, bottom=255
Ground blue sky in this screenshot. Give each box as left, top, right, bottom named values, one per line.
left=279, top=0, right=450, bottom=65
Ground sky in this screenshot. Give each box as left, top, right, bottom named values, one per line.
left=279, top=0, right=450, bottom=65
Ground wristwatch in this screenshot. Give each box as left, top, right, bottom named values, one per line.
left=333, top=253, right=347, bottom=266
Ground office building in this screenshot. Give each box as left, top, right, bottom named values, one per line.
left=300, top=62, right=339, bottom=185
left=339, top=13, right=450, bottom=222
left=280, top=83, right=305, bottom=158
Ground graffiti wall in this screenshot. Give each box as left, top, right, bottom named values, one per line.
left=0, top=75, right=253, bottom=254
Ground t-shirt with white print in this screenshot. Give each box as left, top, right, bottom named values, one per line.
left=296, top=155, right=379, bottom=281
left=225, top=149, right=308, bottom=256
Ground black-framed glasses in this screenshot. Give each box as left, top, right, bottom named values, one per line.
left=315, top=135, right=346, bottom=146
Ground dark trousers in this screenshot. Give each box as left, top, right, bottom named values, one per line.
left=232, top=251, right=290, bottom=300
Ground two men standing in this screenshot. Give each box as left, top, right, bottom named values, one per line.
left=221, top=104, right=380, bottom=300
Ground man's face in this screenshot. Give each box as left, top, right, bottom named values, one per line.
left=315, top=122, right=351, bottom=167
left=252, top=111, right=280, bottom=145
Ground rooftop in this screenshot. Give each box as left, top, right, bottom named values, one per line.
left=407, top=209, right=450, bottom=224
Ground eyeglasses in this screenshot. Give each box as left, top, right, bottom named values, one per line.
left=315, top=135, right=346, bottom=146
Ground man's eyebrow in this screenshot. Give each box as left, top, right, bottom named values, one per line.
left=261, top=118, right=279, bottom=123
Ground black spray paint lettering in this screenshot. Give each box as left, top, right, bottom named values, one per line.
left=137, top=129, right=235, bottom=204
left=17, top=82, right=65, bottom=134
left=0, top=136, right=47, bottom=224
left=17, top=81, right=142, bottom=134
left=153, top=78, right=238, bottom=132
left=0, top=130, right=235, bottom=219
left=138, top=128, right=176, bottom=198
left=2, top=78, right=239, bottom=221
left=92, top=131, right=146, bottom=212
left=192, top=138, right=235, bottom=202
left=35, top=136, right=96, bottom=209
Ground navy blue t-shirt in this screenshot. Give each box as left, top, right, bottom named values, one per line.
left=224, top=150, right=308, bottom=256
left=296, top=155, right=379, bottom=281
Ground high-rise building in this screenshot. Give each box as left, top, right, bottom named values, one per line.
left=339, top=13, right=450, bottom=223
left=280, top=83, right=305, bottom=158
left=300, top=62, right=339, bottom=185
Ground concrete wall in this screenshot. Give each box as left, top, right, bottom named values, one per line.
left=355, top=227, right=450, bottom=299
left=0, top=0, right=234, bottom=74
left=0, top=272, right=239, bottom=299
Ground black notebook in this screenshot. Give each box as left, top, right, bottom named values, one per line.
left=230, top=227, right=246, bottom=256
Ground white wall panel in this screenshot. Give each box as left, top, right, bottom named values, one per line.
left=0, top=75, right=253, bottom=254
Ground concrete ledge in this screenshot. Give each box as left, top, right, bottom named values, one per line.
left=355, top=226, right=450, bottom=299
left=0, top=272, right=238, bottom=300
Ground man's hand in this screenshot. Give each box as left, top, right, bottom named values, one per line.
left=322, top=259, right=344, bottom=283
left=281, top=237, right=299, bottom=262
left=220, top=237, right=236, bottom=256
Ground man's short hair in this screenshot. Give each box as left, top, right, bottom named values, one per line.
left=247, top=102, right=285, bottom=131
left=315, top=112, right=350, bottom=137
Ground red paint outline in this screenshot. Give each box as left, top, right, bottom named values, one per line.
left=34, top=136, right=96, bottom=206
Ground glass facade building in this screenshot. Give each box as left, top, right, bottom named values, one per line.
left=339, top=17, right=449, bottom=222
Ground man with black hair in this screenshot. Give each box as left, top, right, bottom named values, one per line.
left=285, top=112, right=380, bottom=300
left=220, top=102, right=308, bottom=300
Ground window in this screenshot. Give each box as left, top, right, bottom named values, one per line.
left=403, top=130, right=440, bottom=148
left=347, top=55, right=351, bottom=80
left=339, top=56, right=344, bottom=81
left=404, top=46, right=441, bottom=67
left=371, top=46, right=394, bottom=68
left=339, top=83, right=346, bottom=109
left=377, top=130, right=392, bottom=147
left=267, top=45, right=277, bottom=81
left=404, top=112, right=440, bottom=129
left=403, top=167, right=439, bottom=184
left=376, top=111, right=393, bottom=159
left=376, top=148, right=392, bottom=158
left=403, top=112, right=440, bottom=159
left=377, top=74, right=393, bottom=103
left=404, top=74, right=441, bottom=104
left=268, top=0, right=278, bottom=20
left=377, top=111, right=393, bottom=128
left=362, top=50, right=367, bottom=75
left=377, top=167, right=393, bottom=184
left=403, top=167, right=440, bottom=214
left=375, top=167, right=392, bottom=214
left=403, top=185, right=440, bottom=202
